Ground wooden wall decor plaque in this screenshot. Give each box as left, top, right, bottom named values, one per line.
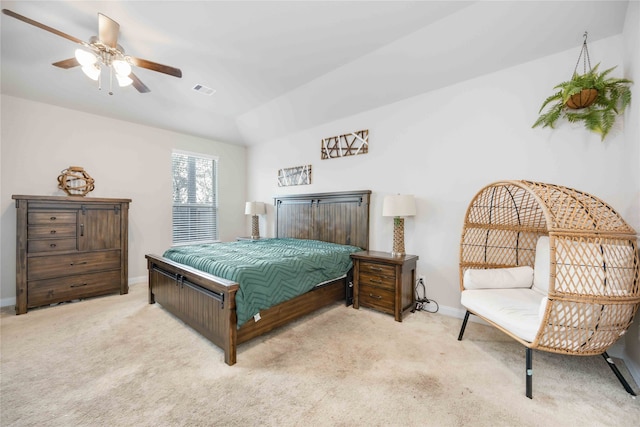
left=277, top=165, right=312, bottom=187
left=321, top=129, right=369, bottom=160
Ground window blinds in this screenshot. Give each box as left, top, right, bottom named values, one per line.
left=172, top=151, right=218, bottom=244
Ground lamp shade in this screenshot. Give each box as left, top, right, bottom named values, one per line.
left=245, top=201, right=266, bottom=215
left=112, top=59, right=132, bottom=77
left=75, top=48, right=97, bottom=66
left=382, top=194, right=416, bottom=217
left=81, top=64, right=101, bottom=81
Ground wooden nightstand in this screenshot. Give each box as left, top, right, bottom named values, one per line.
left=351, top=251, right=418, bottom=322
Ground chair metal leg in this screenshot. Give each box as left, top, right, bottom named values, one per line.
left=602, top=352, right=637, bottom=396
left=526, top=348, right=533, bottom=399
left=457, top=311, right=470, bottom=341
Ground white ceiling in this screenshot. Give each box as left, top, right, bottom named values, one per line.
left=0, top=1, right=630, bottom=146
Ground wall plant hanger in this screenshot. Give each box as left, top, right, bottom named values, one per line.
left=532, top=32, right=633, bottom=141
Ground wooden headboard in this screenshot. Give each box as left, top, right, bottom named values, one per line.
left=274, top=190, right=371, bottom=250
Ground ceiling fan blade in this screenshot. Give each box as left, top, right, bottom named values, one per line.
left=52, top=58, right=80, bottom=69
left=129, top=56, right=182, bottom=78
left=2, top=9, right=85, bottom=45
left=98, top=13, right=119, bottom=48
left=130, top=73, right=150, bottom=93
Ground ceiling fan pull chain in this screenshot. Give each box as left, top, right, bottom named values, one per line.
left=109, top=65, right=114, bottom=95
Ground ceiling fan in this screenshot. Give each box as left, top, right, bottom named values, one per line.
left=2, top=8, right=182, bottom=94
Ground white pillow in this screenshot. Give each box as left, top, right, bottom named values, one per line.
left=533, top=236, right=550, bottom=295
left=463, top=266, right=534, bottom=290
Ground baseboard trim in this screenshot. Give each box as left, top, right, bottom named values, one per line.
left=0, top=296, right=16, bottom=309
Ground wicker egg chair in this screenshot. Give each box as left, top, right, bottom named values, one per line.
left=457, top=180, right=640, bottom=398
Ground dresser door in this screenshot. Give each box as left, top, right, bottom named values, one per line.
left=78, top=206, right=121, bottom=251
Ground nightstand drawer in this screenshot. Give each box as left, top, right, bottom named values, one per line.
left=359, top=283, right=394, bottom=313
left=359, top=261, right=395, bottom=277
left=359, top=271, right=395, bottom=290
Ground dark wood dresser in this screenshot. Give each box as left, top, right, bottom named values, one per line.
left=13, top=195, right=131, bottom=314
left=351, top=251, right=418, bottom=322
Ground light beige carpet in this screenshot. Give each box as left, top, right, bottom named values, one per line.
left=1, top=283, right=639, bottom=426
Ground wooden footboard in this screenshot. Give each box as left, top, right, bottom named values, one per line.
left=147, top=254, right=348, bottom=365
left=147, top=254, right=240, bottom=364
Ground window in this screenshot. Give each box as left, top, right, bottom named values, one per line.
left=172, top=150, right=218, bottom=245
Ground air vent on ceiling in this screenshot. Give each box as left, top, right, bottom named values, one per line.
left=192, top=84, right=216, bottom=96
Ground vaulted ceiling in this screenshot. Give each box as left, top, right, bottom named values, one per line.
left=0, top=1, right=631, bottom=145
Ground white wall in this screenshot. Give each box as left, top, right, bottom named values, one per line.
left=621, top=0, right=640, bottom=381
left=0, top=95, right=247, bottom=305
left=247, top=34, right=638, bottom=359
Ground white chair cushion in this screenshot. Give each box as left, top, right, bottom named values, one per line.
left=532, top=236, right=550, bottom=294
left=463, top=266, right=534, bottom=290
left=461, top=289, right=546, bottom=343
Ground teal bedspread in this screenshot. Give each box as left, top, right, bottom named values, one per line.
left=163, top=238, right=361, bottom=327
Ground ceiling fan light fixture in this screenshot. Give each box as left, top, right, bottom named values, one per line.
left=116, top=74, right=133, bottom=87
left=75, top=48, right=97, bottom=66
left=112, top=59, right=131, bottom=77
left=3, top=9, right=182, bottom=95
left=81, top=64, right=101, bottom=81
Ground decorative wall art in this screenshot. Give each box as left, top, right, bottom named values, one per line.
left=321, top=129, right=369, bottom=160
left=277, top=165, right=312, bottom=187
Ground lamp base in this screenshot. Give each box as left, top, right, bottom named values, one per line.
left=251, top=215, right=260, bottom=239
left=392, top=217, right=405, bottom=257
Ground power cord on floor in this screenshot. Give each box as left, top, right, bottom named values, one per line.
left=415, top=276, right=439, bottom=313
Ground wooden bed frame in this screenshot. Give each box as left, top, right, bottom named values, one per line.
left=146, top=190, right=371, bottom=365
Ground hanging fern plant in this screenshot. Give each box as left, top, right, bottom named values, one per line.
left=532, top=33, right=633, bottom=141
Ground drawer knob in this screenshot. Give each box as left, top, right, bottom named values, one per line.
left=369, top=293, right=382, bottom=299
left=371, top=279, right=383, bottom=284
left=370, top=267, right=383, bottom=271
left=50, top=216, right=57, bottom=221
left=50, top=230, right=57, bottom=234
left=70, top=261, right=88, bottom=266
left=49, top=244, right=57, bottom=248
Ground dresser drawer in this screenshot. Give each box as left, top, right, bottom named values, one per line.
left=359, top=283, right=394, bottom=313
left=27, top=270, right=122, bottom=308
left=28, top=211, right=76, bottom=224
left=28, top=224, right=76, bottom=239
left=28, top=250, right=121, bottom=280
left=28, top=238, right=77, bottom=253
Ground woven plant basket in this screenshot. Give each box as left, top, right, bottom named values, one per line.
left=460, top=180, right=640, bottom=356
left=565, top=88, right=598, bottom=109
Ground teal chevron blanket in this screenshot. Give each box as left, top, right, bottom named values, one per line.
left=163, top=238, right=361, bottom=327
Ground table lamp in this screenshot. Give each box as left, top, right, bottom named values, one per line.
left=245, top=201, right=266, bottom=239
left=382, top=194, right=416, bottom=256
